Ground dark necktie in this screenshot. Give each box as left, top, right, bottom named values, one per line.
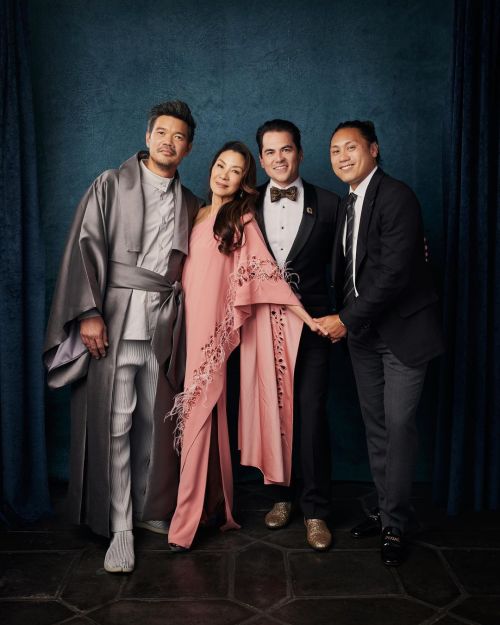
left=343, top=192, right=357, bottom=306
left=270, top=186, right=298, bottom=202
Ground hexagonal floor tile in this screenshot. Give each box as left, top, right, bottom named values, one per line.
left=444, top=550, right=500, bottom=594
left=451, top=596, right=500, bottom=625
left=121, top=551, right=228, bottom=598
left=289, top=551, right=399, bottom=596
left=234, top=543, right=287, bottom=609
left=89, top=599, right=253, bottom=625
left=242, top=618, right=285, bottom=625
left=272, top=598, right=435, bottom=625
left=429, top=616, right=464, bottom=625
left=397, top=546, right=461, bottom=606
left=1, top=600, right=74, bottom=625
left=61, top=548, right=123, bottom=610
left=0, top=552, right=75, bottom=598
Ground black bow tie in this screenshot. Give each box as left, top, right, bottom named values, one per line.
left=270, top=186, right=298, bottom=202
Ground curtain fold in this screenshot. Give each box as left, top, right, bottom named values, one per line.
left=0, top=0, right=51, bottom=522
left=434, top=0, right=499, bottom=514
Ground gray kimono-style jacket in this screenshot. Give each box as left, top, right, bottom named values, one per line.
left=43, top=152, right=200, bottom=536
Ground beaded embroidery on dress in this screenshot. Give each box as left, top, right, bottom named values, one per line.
left=167, top=254, right=295, bottom=453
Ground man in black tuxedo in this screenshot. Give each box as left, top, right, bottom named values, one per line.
left=254, top=119, right=340, bottom=551
left=318, top=120, right=444, bottom=565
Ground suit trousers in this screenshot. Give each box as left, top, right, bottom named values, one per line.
left=109, top=339, right=159, bottom=532
left=270, top=326, right=332, bottom=519
left=347, top=329, right=427, bottom=531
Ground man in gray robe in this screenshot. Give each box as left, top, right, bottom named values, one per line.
left=44, top=100, right=201, bottom=572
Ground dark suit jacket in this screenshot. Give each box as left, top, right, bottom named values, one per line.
left=332, top=168, right=444, bottom=367
left=255, top=180, right=340, bottom=315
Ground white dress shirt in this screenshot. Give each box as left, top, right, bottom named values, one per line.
left=121, top=160, right=176, bottom=339
left=263, top=177, right=303, bottom=268
left=342, top=166, right=378, bottom=296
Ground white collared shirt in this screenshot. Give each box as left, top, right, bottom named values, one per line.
left=263, top=177, right=303, bottom=268
left=121, top=160, right=176, bottom=339
left=342, top=166, right=378, bottom=296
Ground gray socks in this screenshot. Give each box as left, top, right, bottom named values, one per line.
left=104, top=530, right=135, bottom=573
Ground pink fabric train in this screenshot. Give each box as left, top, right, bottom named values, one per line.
left=166, top=214, right=303, bottom=549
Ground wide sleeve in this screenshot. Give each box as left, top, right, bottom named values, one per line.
left=231, top=219, right=302, bottom=330
left=168, top=217, right=303, bottom=459
left=237, top=219, right=303, bottom=486
left=43, top=178, right=109, bottom=388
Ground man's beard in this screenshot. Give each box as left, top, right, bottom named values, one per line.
left=149, top=151, right=176, bottom=172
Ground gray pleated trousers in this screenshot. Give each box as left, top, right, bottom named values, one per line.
left=110, top=339, right=159, bottom=532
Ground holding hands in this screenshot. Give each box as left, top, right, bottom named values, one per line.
left=306, top=317, right=330, bottom=337
left=289, top=305, right=330, bottom=338
left=314, top=314, right=347, bottom=343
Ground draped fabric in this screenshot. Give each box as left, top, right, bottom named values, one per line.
left=0, top=0, right=51, bottom=522
left=434, top=0, right=500, bottom=514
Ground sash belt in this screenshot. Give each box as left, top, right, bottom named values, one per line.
left=107, top=261, right=185, bottom=389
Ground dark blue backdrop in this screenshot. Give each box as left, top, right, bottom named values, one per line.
left=27, top=0, right=452, bottom=481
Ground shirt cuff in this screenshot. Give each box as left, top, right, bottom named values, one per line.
left=77, top=308, right=100, bottom=321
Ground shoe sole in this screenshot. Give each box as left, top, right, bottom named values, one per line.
left=134, top=521, right=169, bottom=535
left=104, top=564, right=134, bottom=573
left=169, top=543, right=189, bottom=552
left=265, top=520, right=291, bottom=530
left=308, top=543, right=331, bottom=552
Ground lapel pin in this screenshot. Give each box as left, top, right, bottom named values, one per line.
left=306, top=206, right=313, bottom=215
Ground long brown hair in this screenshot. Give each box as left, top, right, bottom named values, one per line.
left=209, top=141, right=258, bottom=255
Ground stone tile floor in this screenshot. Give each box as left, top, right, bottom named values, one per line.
left=1, top=482, right=499, bottom=625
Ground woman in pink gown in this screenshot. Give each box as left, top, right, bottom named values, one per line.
left=167, top=142, right=326, bottom=550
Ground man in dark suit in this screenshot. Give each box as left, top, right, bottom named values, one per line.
left=254, top=119, right=340, bottom=551
left=317, top=120, right=444, bottom=565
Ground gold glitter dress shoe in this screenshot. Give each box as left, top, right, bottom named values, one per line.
left=304, top=518, right=332, bottom=551
left=264, top=502, right=292, bottom=529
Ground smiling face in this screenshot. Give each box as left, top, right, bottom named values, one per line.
left=259, top=130, right=303, bottom=187
left=210, top=150, right=245, bottom=203
left=146, top=115, right=192, bottom=176
left=330, top=127, right=378, bottom=190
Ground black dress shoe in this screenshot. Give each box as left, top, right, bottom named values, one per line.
left=350, top=508, right=381, bottom=538
left=381, top=526, right=405, bottom=566
left=168, top=542, right=189, bottom=552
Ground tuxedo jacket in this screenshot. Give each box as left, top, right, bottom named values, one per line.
left=255, top=180, right=340, bottom=315
left=332, top=168, right=444, bottom=367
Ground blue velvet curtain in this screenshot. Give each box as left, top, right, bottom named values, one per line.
left=0, top=0, right=51, bottom=522
left=434, top=0, right=500, bottom=514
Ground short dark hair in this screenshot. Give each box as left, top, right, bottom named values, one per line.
left=331, top=120, right=381, bottom=163
left=147, top=100, right=196, bottom=142
left=256, top=119, right=302, bottom=155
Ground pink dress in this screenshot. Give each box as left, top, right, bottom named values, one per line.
left=167, top=214, right=303, bottom=548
